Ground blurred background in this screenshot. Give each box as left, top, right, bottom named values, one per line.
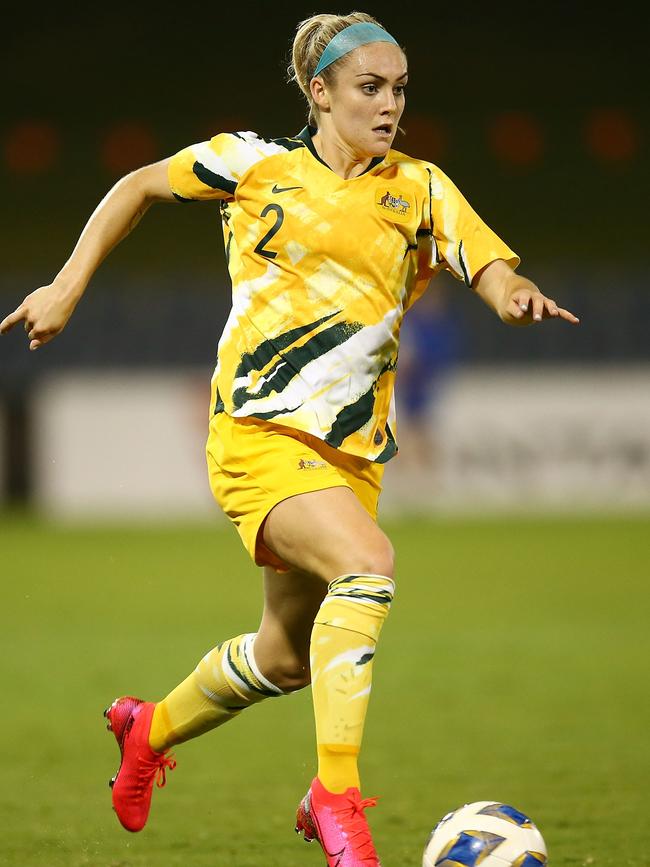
left=1, top=0, right=648, bottom=519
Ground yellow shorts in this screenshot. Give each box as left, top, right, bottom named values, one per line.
left=205, top=412, right=384, bottom=570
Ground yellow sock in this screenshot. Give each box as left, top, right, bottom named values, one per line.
left=310, top=574, right=394, bottom=794
left=149, top=632, right=283, bottom=752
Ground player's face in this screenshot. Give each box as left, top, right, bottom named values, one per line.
left=327, top=42, right=408, bottom=158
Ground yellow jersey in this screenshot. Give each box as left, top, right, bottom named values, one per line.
left=168, top=126, right=519, bottom=463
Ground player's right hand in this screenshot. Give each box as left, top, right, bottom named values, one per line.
left=0, top=282, right=79, bottom=350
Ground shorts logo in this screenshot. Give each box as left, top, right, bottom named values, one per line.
left=375, top=187, right=413, bottom=224
left=298, top=458, right=327, bottom=470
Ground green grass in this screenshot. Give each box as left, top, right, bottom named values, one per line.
left=1, top=513, right=649, bottom=866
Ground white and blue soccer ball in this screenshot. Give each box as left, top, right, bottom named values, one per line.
left=423, top=800, right=548, bottom=866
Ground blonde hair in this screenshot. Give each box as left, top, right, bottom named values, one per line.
left=288, top=11, right=390, bottom=128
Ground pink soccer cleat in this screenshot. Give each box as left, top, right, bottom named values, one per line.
left=104, top=696, right=176, bottom=832
left=296, top=777, right=381, bottom=866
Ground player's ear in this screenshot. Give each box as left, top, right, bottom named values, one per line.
left=310, top=76, right=330, bottom=112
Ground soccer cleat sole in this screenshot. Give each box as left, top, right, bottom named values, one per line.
left=104, top=698, right=139, bottom=795
left=295, top=823, right=315, bottom=843
left=295, top=797, right=317, bottom=844
left=104, top=696, right=143, bottom=743
left=104, top=704, right=117, bottom=789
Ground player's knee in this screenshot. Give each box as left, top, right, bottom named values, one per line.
left=266, top=657, right=311, bottom=693
left=370, top=535, right=395, bottom=579
left=335, top=534, right=395, bottom=581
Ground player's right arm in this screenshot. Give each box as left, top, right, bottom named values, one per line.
left=0, top=159, right=175, bottom=350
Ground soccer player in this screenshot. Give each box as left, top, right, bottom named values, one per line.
left=0, top=12, right=579, bottom=866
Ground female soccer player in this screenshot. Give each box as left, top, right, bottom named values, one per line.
left=0, top=11, right=578, bottom=866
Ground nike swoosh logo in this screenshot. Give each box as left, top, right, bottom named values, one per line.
left=272, top=184, right=302, bottom=194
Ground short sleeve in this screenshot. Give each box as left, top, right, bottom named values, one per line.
left=424, top=165, right=520, bottom=286
left=168, top=134, right=241, bottom=202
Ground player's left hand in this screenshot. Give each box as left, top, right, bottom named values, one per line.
left=505, top=285, right=580, bottom=327
left=473, top=260, right=580, bottom=327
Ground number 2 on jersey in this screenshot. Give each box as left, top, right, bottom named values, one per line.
left=254, top=204, right=284, bottom=260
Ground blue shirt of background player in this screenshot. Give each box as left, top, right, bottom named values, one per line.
left=397, top=290, right=461, bottom=419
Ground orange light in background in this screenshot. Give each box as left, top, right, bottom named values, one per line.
left=585, top=108, right=639, bottom=163
left=101, top=122, right=158, bottom=175
left=3, top=121, right=61, bottom=175
left=488, top=111, right=544, bottom=167
left=399, top=114, right=449, bottom=162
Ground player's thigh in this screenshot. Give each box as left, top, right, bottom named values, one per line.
left=262, top=486, right=395, bottom=582
left=254, top=564, right=327, bottom=690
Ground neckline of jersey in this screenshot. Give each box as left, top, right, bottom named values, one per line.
left=296, top=126, right=385, bottom=179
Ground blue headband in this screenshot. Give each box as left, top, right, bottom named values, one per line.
left=312, top=22, right=399, bottom=78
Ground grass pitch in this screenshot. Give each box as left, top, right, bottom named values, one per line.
left=1, top=513, right=648, bottom=866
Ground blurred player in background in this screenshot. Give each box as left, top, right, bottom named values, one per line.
left=393, top=281, right=460, bottom=500
left=0, top=11, right=579, bottom=866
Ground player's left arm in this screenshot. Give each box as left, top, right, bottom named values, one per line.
left=472, top=258, right=580, bottom=326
